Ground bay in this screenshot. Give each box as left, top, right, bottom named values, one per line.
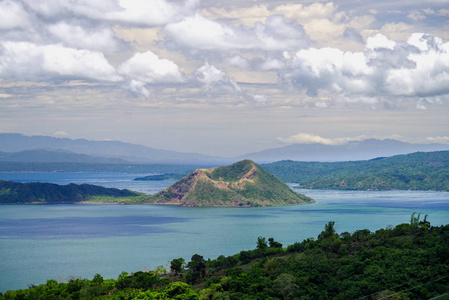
left=0, top=172, right=448, bottom=293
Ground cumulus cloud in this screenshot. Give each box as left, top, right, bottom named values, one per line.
left=20, top=0, right=198, bottom=26
left=274, top=2, right=339, bottom=22
left=195, top=63, right=241, bottom=93
left=0, top=0, right=31, bottom=30
left=118, top=50, right=184, bottom=97
left=118, top=51, right=183, bottom=84
left=0, top=41, right=121, bottom=82
left=47, top=23, right=125, bottom=52
left=276, top=133, right=369, bottom=145
left=426, top=136, right=449, bottom=144
left=282, top=33, right=449, bottom=99
left=165, top=14, right=309, bottom=51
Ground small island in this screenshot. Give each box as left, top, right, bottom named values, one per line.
left=146, top=159, right=314, bottom=207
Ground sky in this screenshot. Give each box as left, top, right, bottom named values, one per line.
left=1, top=0, right=449, bottom=157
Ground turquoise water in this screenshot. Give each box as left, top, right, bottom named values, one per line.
left=0, top=172, right=448, bottom=292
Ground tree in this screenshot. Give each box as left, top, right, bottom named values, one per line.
left=272, top=273, right=298, bottom=299
left=268, top=237, right=283, bottom=248
left=187, top=254, right=206, bottom=279
left=170, top=258, right=185, bottom=275
left=91, top=273, right=103, bottom=285
left=257, top=236, right=268, bottom=250
left=239, top=250, right=251, bottom=264
left=318, top=221, right=336, bottom=240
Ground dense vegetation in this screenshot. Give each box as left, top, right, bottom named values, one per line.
left=263, top=151, right=449, bottom=191
left=0, top=180, right=142, bottom=204
left=148, top=160, right=314, bottom=206
left=2, top=214, right=448, bottom=299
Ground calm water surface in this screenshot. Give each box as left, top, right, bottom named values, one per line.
left=0, top=172, right=448, bottom=292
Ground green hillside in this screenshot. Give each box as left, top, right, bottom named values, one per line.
left=2, top=216, right=448, bottom=299
left=147, top=160, right=314, bottom=206
left=0, top=180, right=142, bottom=204
left=263, top=151, right=449, bottom=191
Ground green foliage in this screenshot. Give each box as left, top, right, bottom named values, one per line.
left=2, top=216, right=449, bottom=299
left=170, top=258, right=186, bottom=275
left=263, top=150, right=449, bottom=191
left=268, top=237, right=283, bottom=248
left=256, top=236, right=268, bottom=250
left=207, top=159, right=255, bottom=182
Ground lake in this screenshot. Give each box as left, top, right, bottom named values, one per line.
left=0, top=172, right=448, bottom=292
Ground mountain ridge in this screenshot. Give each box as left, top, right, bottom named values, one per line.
left=0, top=149, right=130, bottom=164
left=237, top=138, right=449, bottom=162
left=3, top=133, right=449, bottom=164
left=0, top=133, right=224, bottom=164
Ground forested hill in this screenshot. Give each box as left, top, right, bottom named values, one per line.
left=0, top=180, right=141, bottom=204
left=2, top=216, right=448, bottom=299
left=263, top=150, right=449, bottom=191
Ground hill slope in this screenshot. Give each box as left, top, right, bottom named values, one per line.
left=263, top=151, right=449, bottom=191
left=147, top=160, right=314, bottom=206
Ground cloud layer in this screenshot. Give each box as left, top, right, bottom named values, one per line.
left=284, top=33, right=449, bottom=99
left=1, top=0, right=449, bottom=155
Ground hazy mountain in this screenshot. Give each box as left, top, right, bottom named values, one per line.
left=0, top=133, right=224, bottom=164
left=237, top=139, right=449, bottom=163
left=0, top=149, right=130, bottom=164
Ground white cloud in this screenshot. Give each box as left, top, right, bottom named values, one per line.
left=227, top=55, right=250, bottom=69
left=366, top=33, right=396, bottom=50
left=437, top=8, right=449, bottom=16
left=53, top=131, right=70, bottom=138
left=196, top=63, right=226, bottom=84
left=165, top=14, right=309, bottom=51
left=273, top=2, right=338, bottom=22
left=118, top=50, right=183, bottom=98
left=283, top=33, right=449, bottom=99
left=118, top=51, right=183, bottom=84
left=0, top=41, right=122, bottom=82
left=426, top=136, right=449, bottom=144
left=21, top=0, right=198, bottom=26
left=407, top=11, right=426, bottom=21
left=127, top=80, right=150, bottom=98
left=47, top=23, right=124, bottom=52
left=195, top=63, right=241, bottom=92
left=276, top=133, right=369, bottom=145
left=0, top=0, right=31, bottom=30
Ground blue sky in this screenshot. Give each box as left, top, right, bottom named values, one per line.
left=1, top=0, right=448, bottom=157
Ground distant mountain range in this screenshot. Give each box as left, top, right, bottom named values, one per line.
left=0, top=133, right=223, bottom=164
left=238, top=139, right=449, bottom=162
left=0, top=149, right=129, bottom=164
left=1, top=133, right=449, bottom=164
